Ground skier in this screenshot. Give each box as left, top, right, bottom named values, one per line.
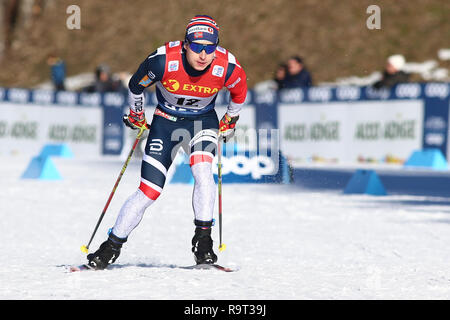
left=87, top=15, right=247, bottom=270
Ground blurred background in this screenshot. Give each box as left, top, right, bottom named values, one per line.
left=0, top=0, right=449, bottom=90
left=1, top=0, right=450, bottom=195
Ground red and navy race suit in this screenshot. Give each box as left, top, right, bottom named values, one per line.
left=128, top=40, right=247, bottom=200
left=129, top=40, right=247, bottom=117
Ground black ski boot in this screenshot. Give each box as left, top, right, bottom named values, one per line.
left=87, top=233, right=126, bottom=270
left=191, top=220, right=217, bottom=265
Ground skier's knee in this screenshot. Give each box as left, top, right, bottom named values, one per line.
left=191, top=161, right=214, bottom=181
left=138, top=180, right=162, bottom=200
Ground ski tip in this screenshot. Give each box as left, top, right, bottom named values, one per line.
left=69, top=264, right=95, bottom=272
left=182, top=263, right=237, bottom=272
left=80, top=245, right=89, bottom=254
left=219, top=243, right=226, bottom=252
left=69, top=266, right=81, bottom=272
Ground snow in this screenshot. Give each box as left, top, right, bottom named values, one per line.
left=1, top=155, right=450, bottom=300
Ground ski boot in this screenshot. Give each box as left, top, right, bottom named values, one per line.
left=191, top=220, right=217, bottom=265
left=87, top=233, right=127, bottom=270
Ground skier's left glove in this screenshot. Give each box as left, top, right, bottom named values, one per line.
left=122, top=108, right=149, bottom=130
left=219, top=113, right=239, bottom=143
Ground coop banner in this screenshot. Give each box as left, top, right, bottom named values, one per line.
left=0, top=102, right=102, bottom=157
left=278, top=100, right=424, bottom=164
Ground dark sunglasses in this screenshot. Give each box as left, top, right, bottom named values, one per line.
left=188, top=41, right=217, bottom=54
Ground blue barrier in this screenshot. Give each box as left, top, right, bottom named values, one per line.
left=170, top=153, right=194, bottom=184
left=343, top=169, right=387, bottom=196
left=21, top=155, right=62, bottom=180
left=21, top=144, right=73, bottom=180
left=292, top=166, right=450, bottom=197
left=404, top=149, right=448, bottom=170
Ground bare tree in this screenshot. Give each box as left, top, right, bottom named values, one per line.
left=2, top=0, right=20, bottom=57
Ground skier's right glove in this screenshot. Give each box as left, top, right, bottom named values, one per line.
left=219, top=113, right=239, bottom=143
left=122, top=108, right=149, bottom=130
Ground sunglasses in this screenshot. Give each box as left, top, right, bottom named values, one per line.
left=188, top=41, right=217, bottom=54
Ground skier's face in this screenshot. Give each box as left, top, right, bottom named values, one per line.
left=184, top=40, right=216, bottom=71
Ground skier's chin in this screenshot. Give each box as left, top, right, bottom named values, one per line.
left=193, top=61, right=210, bottom=71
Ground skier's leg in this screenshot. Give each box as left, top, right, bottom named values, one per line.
left=189, top=128, right=219, bottom=264
left=87, top=114, right=177, bottom=269
left=111, top=114, right=178, bottom=239
left=191, top=161, right=216, bottom=222
left=189, top=128, right=218, bottom=223
left=110, top=188, right=156, bottom=239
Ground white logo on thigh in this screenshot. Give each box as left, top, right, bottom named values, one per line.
left=149, top=139, right=163, bottom=152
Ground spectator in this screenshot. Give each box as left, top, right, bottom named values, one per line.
left=274, top=63, right=288, bottom=90
left=373, top=54, right=409, bottom=89
left=83, top=64, right=125, bottom=93
left=47, top=53, right=66, bottom=91
left=283, top=56, right=313, bottom=88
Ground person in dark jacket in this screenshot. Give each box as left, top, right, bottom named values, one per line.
left=373, top=54, right=409, bottom=89
left=274, top=63, right=288, bottom=90
left=82, top=64, right=125, bottom=93
left=283, top=56, right=312, bottom=88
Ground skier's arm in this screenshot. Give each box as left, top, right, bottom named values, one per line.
left=124, top=49, right=166, bottom=129
left=224, top=59, right=247, bottom=117
left=219, top=60, right=247, bottom=141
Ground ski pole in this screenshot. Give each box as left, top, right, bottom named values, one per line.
left=217, top=134, right=226, bottom=252
left=81, top=125, right=147, bottom=254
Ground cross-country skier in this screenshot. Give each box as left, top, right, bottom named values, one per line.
left=87, top=15, right=247, bottom=270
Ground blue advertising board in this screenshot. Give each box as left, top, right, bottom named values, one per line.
left=1, top=82, right=449, bottom=162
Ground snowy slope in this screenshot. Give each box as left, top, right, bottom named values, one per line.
left=1, top=156, right=450, bottom=300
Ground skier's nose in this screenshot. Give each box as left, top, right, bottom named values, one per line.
left=199, top=50, right=207, bottom=59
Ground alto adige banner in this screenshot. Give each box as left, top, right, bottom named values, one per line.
left=278, top=100, right=424, bottom=164
left=0, top=102, right=103, bottom=157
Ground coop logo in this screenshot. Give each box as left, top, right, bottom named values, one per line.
left=308, top=87, right=332, bottom=102
left=366, top=86, right=390, bottom=100
left=8, top=88, right=29, bottom=103
left=425, top=83, right=449, bottom=99
left=395, top=84, right=421, bottom=98
left=336, top=86, right=361, bottom=100
left=425, top=116, right=446, bottom=130
left=279, top=88, right=303, bottom=103
left=162, top=79, right=180, bottom=92
left=215, top=155, right=278, bottom=179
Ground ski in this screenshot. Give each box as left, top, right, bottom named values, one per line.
left=68, top=264, right=96, bottom=272
left=65, top=263, right=237, bottom=272
left=181, top=264, right=237, bottom=272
